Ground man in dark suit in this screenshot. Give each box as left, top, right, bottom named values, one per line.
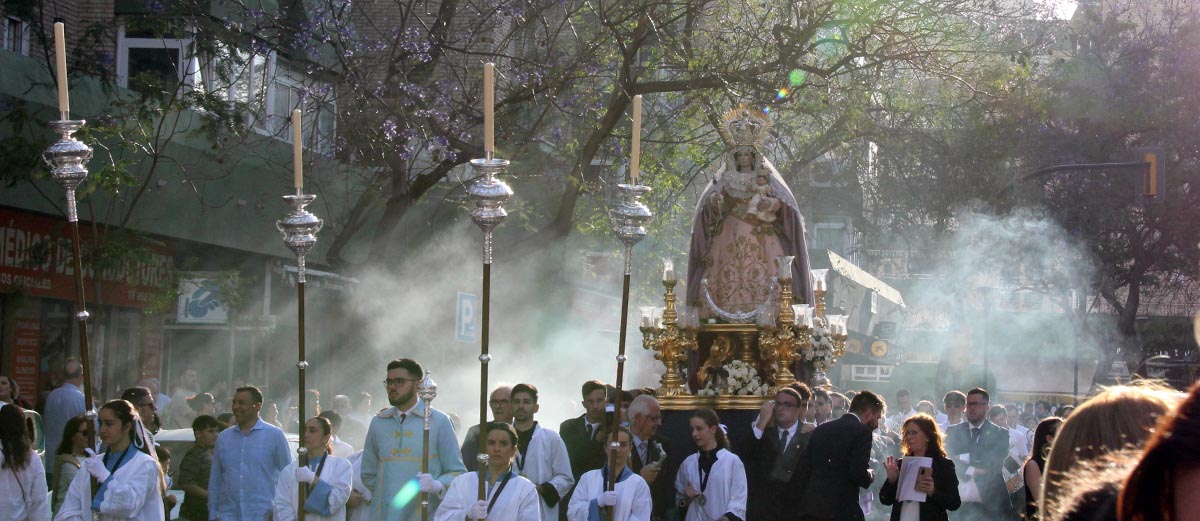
left=944, top=387, right=1013, bottom=521
left=628, top=393, right=676, bottom=521
left=557, top=380, right=608, bottom=520
left=746, top=385, right=815, bottom=521
left=796, top=389, right=886, bottom=521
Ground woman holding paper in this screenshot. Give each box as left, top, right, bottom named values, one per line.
left=880, top=414, right=961, bottom=521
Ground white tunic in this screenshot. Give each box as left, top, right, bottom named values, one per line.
left=346, top=451, right=372, bottom=521
left=674, top=449, right=747, bottom=521
left=567, top=468, right=651, bottom=521
left=0, top=447, right=49, bottom=521
left=434, top=471, right=541, bottom=521
left=516, top=425, right=575, bottom=521
left=55, top=450, right=165, bottom=521
left=272, top=455, right=354, bottom=521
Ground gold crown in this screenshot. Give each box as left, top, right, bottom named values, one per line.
left=717, top=105, right=771, bottom=148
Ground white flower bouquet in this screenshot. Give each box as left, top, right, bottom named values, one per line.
left=809, top=317, right=837, bottom=370
left=697, top=359, right=768, bottom=396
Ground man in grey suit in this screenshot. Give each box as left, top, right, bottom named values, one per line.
left=944, top=387, right=1014, bottom=521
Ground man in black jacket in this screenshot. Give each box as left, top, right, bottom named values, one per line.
left=796, top=390, right=886, bottom=521
left=628, top=393, right=676, bottom=521
left=747, top=385, right=815, bottom=521
left=944, top=387, right=1014, bottom=521
left=558, top=380, right=609, bottom=521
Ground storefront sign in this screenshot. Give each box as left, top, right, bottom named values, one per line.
left=177, top=275, right=230, bottom=324
left=10, top=317, right=41, bottom=397
left=0, top=208, right=172, bottom=308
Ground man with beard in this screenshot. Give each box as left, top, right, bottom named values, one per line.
left=558, top=381, right=608, bottom=521
left=510, top=383, right=574, bottom=521
left=796, top=390, right=886, bottom=521
left=361, top=359, right=466, bottom=520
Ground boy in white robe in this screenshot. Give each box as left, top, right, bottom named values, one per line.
left=568, top=427, right=651, bottom=521
left=510, top=383, right=575, bottom=521
left=436, top=422, right=540, bottom=521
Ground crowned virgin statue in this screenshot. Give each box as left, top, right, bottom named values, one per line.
left=685, top=106, right=814, bottom=322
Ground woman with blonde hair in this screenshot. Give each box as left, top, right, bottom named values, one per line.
left=880, top=414, right=960, bottom=521
left=1040, top=383, right=1182, bottom=520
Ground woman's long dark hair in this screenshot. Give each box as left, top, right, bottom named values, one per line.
left=0, top=403, right=32, bottom=470
left=55, top=414, right=90, bottom=456
left=1029, top=416, right=1063, bottom=470
left=691, top=408, right=729, bottom=450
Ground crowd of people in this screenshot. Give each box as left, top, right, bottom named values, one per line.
left=0, top=358, right=1197, bottom=521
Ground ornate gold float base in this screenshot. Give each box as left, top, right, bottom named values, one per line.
left=658, top=394, right=772, bottom=410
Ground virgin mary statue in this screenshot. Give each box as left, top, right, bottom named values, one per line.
left=685, top=106, right=814, bottom=322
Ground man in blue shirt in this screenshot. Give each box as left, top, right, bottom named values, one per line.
left=44, top=358, right=86, bottom=480
left=208, top=385, right=292, bottom=520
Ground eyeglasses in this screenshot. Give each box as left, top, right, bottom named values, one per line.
left=489, top=399, right=510, bottom=406
left=383, top=378, right=416, bottom=387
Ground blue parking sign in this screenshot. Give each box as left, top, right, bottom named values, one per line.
left=456, top=292, right=480, bottom=342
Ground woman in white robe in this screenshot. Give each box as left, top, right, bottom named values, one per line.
left=568, top=427, right=651, bottom=521
left=675, top=409, right=747, bottom=521
left=56, top=400, right=166, bottom=521
left=436, top=422, right=540, bottom=521
left=273, top=416, right=353, bottom=521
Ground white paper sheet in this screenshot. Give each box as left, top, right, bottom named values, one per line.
left=897, top=456, right=933, bottom=502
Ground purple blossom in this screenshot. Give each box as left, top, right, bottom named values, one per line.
left=382, top=120, right=398, bottom=141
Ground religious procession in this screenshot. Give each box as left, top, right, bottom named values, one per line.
left=1, top=1, right=1199, bottom=521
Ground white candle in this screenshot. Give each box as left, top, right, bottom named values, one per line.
left=54, top=22, right=69, bottom=115
left=292, top=110, right=302, bottom=190
left=662, top=258, right=675, bottom=283
left=630, top=94, right=642, bottom=184
left=484, top=63, right=494, bottom=154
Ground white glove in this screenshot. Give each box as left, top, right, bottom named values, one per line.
left=295, top=466, right=317, bottom=484
left=418, top=473, right=444, bottom=494
left=598, top=490, right=619, bottom=507
left=468, top=499, right=489, bottom=519
left=83, top=449, right=110, bottom=483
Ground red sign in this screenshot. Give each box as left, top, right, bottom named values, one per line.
left=10, top=317, right=41, bottom=398
left=0, top=208, right=173, bottom=308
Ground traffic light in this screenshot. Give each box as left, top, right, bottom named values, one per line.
left=1137, top=147, right=1166, bottom=203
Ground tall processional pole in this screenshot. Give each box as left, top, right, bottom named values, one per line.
left=277, top=109, right=323, bottom=521
left=43, top=22, right=96, bottom=451
left=466, top=63, right=513, bottom=500
left=608, top=95, right=653, bottom=505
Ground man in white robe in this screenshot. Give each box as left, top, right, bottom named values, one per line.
left=510, top=383, right=575, bottom=521
left=568, top=427, right=651, bottom=521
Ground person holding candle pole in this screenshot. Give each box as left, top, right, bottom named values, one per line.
left=273, top=416, right=353, bottom=521
left=508, top=384, right=574, bottom=521
left=435, top=423, right=540, bottom=521
left=361, top=359, right=465, bottom=521
left=567, top=426, right=651, bottom=521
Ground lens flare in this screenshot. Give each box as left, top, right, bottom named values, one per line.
left=777, top=88, right=789, bottom=99
left=390, top=479, right=421, bottom=510
left=789, top=70, right=807, bottom=87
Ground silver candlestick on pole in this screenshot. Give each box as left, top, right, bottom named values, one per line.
left=608, top=183, right=652, bottom=501
left=276, top=190, right=323, bottom=521
left=466, top=154, right=513, bottom=501
left=418, top=371, right=438, bottom=521
left=42, top=118, right=98, bottom=453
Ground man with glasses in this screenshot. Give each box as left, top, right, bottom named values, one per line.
left=748, top=385, right=814, bottom=521
left=362, top=358, right=466, bottom=521
left=460, top=384, right=513, bottom=471
left=627, top=394, right=674, bottom=521
left=945, top=387, right=1012, bottom=521
left=121, top=386, right=159, bottom=437
left=937, top=390, right=967, bottom=430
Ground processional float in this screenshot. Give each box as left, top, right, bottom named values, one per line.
left=639, top=107, right=850, bottom=410
left=277, top=109, right=323, bottom=520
